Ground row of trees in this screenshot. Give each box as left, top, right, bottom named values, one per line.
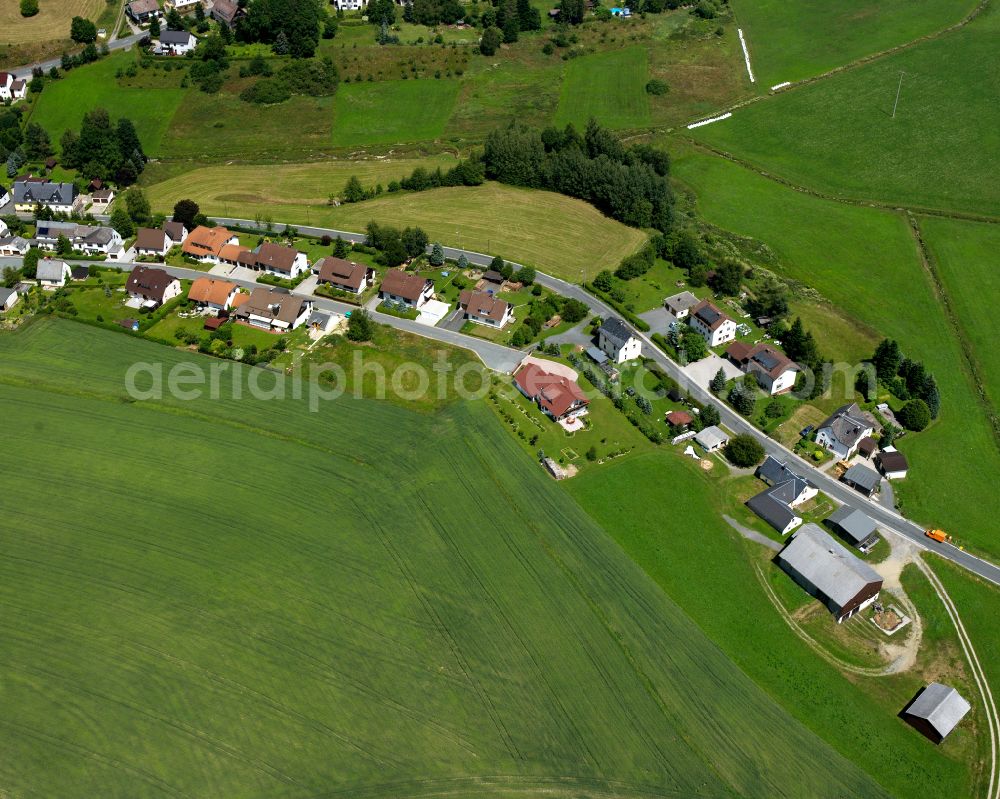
left=340, top=160, right=484, bottom=204
left=483, top=120, right=674, bottom=232
left=364, top=221, right=431, bottom=267
left=866, top=338, right=940, bottom=424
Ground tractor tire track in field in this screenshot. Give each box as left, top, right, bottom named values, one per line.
left=459, top=431, right=734, bottom=795
left=683, top=0, right=992, bottom=128
left=413, top=490, right=603, bottom=772
left=362, top=507, right=523, bottom=762
left=906, top=214, right=1000, bottom=448
left=915, top=558, right=1000, bottom=799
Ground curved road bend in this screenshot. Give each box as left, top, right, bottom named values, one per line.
left=207, top=218, right=1000, bottom=586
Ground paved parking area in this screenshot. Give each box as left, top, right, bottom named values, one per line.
left=639, top=306, right=677, bottom=337
left=682, top=353, right=742, bottom=390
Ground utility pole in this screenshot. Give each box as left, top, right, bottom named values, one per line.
left=892, top=71, right=905, bottom=119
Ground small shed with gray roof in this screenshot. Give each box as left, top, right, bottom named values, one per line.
left=776, top=523, right=883, bottom=622
left=902, top=683, right=971, bottom=744
left=826, top=505, right=879, bottom=551
left=695, top=425, right=729, bottom=453
left=842, top=463, right=882, bottom=497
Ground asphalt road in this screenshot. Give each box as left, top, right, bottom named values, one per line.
left=208, top=218, right=1000, bottom=586
left=8, top=34, right=144, bottom=80
left=5, top=218, right=997, bottom=585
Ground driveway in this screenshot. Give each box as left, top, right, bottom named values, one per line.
left=297, top=275, right=319, bottom=295
left=441, top=309, right=466, bottom=332
left=545, top=321, right=593, bottom=349
left=682, top=353, right=742, bottom=390
left=639, top=306, right=677, bottom=338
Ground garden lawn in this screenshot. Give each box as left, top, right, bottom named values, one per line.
left=331, top=79, right=461, bottom=146
left=565, top=451, right=984, bottom=799
left=732, top=0, right=978, bottom=87
left=917, top=216, right=1000, bottom=413
left=28, top=52, right=187, bottom=158
left=555, top=46, right=650, bottom=131
left=0, top=318, right=892, bottom=799
left=673, top=149, right=1000, bottom=558
left=690, top=3, right=1000, bottom=217
left=143, top=157, right=458, bottom=218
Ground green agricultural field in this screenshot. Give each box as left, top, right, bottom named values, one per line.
left=0, top=319, right=893, bottom=798
left=732, top=0, right=979, bottom=87
left=565, top=451, right=986, bottom=799
left=918, top=216, right=1000, bottom=413
left=690, top=3, right=1000, bottom=217
left=28, top=52, right=187, bottom=157
left=555, top=46, right=650, bottom=130
left=145, top=179, right=647, bottom=281
left=332, top=79, right=461, bottom=146
left=143, top=156, right=459, bottom=217
left=672, top=150, right=1000, bottom=558
left=161, top=91, right=337, bottom=161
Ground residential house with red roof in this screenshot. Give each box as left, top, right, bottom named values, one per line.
left=513, top=362, right=589, bottom=422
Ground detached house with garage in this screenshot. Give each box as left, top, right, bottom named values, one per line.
left=458, top=290, right=514, bottom=329
left=315, top=256, right=375, bottom=295
left=745, top=456, right=819, bottom=535
left=13, top=180, right=79, bottom=215
left=725, top=341, right=800, bottom=395
left=35, top=259, right=72, bottom=289
left=126, top=266, right=181, bottom=307
left=135, top=227, right=172, bottom=259
left=664, top=291, right=700, bottom=320
left=233, top=287, right=312, bottom=332
left=251, top=242, right=309, bottom=278
left=182, top=226, right=240, bottom=264
left=0, top=72, right=27, bottom=103
left=158, top=30, right=197, bottom=55
left=776, top=523, right=883, bottom=623
left=188, top=278, right=240, bottom=312
left=688, top=299, right=737, bottom=348
left=514, top=362, right=589, bottom=422
left=36, top=221, right=123, bottom=256
left=126, top=0, right=160, bottom=23
left=379, top=268, right=434, bottom=309
left=163, top=221, right=188, bottom=247
left=815, top=403, right=875, bottom=459
left=0, top=235, right=29, bottom=256
left=597, top=317, right=642, bottom=364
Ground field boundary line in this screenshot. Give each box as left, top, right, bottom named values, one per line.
left=680, top=0, right=992, bottom=127
left=680, top=140, right=1000, bottom=225
left=906, top=214, right=1000, bottom=448
left=915, top=558, right=999, bottom=799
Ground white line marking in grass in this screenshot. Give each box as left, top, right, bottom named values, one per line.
left=738, top=28, right=755, bottom=83
left=771, top=81, right=792, bottom=91
left=686, top=113, right=733, bottom=130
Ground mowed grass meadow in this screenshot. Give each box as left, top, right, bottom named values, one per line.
left=0, top=0, right=104, bottom=44
left=143, top=156, right=459, bottom=214
left=0, top=319, right=893, bottom=798
left=732, top=0, right=979, bottom=87
left=145, top=178, right=648, bottom=280
left=918, top=216, right=1000, bottom=412
left=672, top=150, right=1000, bottom=558
left=692, top=2, right=1000, bottom=217
left=555, top=46, right=651, bottom=130
left=29, top=52, right=187, bottom=158
left=332, top=79, right=461, bottom=146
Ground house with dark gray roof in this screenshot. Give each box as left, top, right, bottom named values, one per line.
left=13, top=180, right=78, bottom=214
left=747, top=490, right=802, bottom=535
left=158, top=29, right=197, bottom=55
left=36, top=259, right=72, bottom=288
left=598, top=317, right=641, bottom=364
left=688, top=299, right=737, bottom=347
left=664, top=291, right=699, bottom=319
left=902, top=683, right=971, bottom=744
left=746, top=456, right=818, bottom=535
left=826, top=505, right=879, bottom=551
left=35, top=220, right=123, bottom=256
left=776, top=523, right=883, bottom=622
left=876, top=447, right=909, bottom=479
left=815, top=403, right=875, bottom=459
left=842, top=463, right=881, bottom=497
left=0, top=286, right=20, bottom=312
